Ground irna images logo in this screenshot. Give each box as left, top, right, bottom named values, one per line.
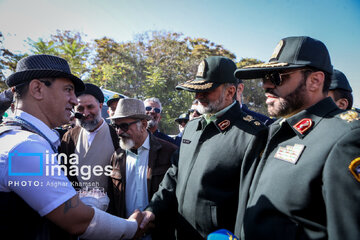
left=8, top=150, right=112, bottom=180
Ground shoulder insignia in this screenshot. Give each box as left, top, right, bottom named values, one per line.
left=340, top=110, right=359, bottom=122
left=218, top=120, right=230, bottom=130
left=293, top=118, right=313, bottom=134
left=349, top=157, right=360, bottom=182
left=243, top=115, right=254, bottom=122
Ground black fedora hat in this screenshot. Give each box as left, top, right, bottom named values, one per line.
left=6, top=54, right=85, bottom=92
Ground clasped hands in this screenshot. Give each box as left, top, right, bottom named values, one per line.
left=128, top=210, right=155, bottom=239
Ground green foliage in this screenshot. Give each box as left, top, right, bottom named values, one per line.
left=236, top=58, right=269, bottom=115
left=0, top=30, right=269, bottom=133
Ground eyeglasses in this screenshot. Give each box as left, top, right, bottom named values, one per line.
left=264, top=69, right=311, bottom=86
left=145, top=106, right=161, bottom=113
left=112, top=120, right=140, bottom=132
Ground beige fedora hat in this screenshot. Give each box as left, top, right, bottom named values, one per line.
left=107, top=98, right=151, bottom=120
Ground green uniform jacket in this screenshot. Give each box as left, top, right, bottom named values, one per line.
left=146, top=102, right=268, bottom=239
left=242, top=97, right=360, bottom=240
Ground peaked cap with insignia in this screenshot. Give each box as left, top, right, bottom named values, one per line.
left=176, top=56, right=237, bottom=92
left=234, top=36, right=333, bottom=80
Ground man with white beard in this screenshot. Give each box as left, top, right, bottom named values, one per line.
left=107, top=98, right=177, bottom=240
left=60, top=83, right=119, bottom=191
left=139, top=56, right=268, bottom=239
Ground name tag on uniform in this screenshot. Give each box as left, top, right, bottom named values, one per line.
left=274, top=144, right=305, bottom=164
left=182, top=139, right=191, bottom=144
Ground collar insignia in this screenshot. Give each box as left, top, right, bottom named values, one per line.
left=293, top=118, right=313, bottom=134
left=218, top=120, right=230, bottom=130
left=340, top=110, right=359, bottom=122
left=349, top=157, right=360, bottom=182
left=274, top=144, right=305, bottom=164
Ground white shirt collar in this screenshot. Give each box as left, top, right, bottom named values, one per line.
left=15, top=110, right=60, bottom=147
left=141, top=134, right=150, bottom=151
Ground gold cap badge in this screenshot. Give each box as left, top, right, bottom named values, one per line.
left=270, top=40, right=284, bottom=60
left=196, top=60, right=206, bottom=78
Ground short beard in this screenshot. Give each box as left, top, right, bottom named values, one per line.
left=197, top=89, right=226, bottom=115
left=147, top=119, right=157, bottom=128
left=78, top=113, right=102, bottom=131
left=267, top=77, right=307, bottom=117
left=120, top=137, right=135, bottom=150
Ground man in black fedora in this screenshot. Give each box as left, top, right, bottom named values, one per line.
left=234, top=36, right=360, bottom=239
left=139, top=56, right=268, bottom=239
left=0, top=54, right=142, bottom=239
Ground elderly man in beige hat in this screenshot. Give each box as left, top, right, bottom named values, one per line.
left=107, top=98, right=178, bottom=240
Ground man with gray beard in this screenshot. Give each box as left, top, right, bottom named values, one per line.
left=139, top=56, right=268, bottom=239
left=60, top=83, right=119, bottom=192
left=107, top=98, right=177, bottom=240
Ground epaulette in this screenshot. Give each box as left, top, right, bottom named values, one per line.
left=339, top=110, right=360, bottom=123
left=242, top=114, right=262, bottom=126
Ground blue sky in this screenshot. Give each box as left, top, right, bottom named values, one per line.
left=1, top=0, right=359, bottom=106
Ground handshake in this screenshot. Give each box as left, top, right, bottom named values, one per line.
left=127, top=210, right=155, bottom=239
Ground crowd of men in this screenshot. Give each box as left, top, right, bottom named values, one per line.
left=0, top=35, right=359, bottom=240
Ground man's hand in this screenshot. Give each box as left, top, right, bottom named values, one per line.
left=140, top=210, right=155, bottom=229
left=128, top=209, right=144, bottom=226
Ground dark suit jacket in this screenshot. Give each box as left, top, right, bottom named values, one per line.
left=108, top=133, right=178, bottom=239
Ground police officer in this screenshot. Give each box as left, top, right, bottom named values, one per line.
left=328, top=69, right=354, bottom=110
left=235, top=36, right=360, bottom=239
left=140, top=56, right=268, bottom=239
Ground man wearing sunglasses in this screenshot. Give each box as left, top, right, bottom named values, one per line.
left=139, top=56, right=268, bottom=239
left=234, top=36, right=360, bottom=239
left=107, top=98, right=178, bottom=239
left=144, top=97, right=178, bottom=146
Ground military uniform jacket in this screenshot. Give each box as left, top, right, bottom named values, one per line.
left=147, top=102, right=268, bottom=239
left=242, top=97, right=360, bottom=240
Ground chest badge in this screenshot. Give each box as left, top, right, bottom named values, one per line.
left=182, top=139, right=191, bottom=144
left=218, top=120, right=230, bottom=130
left=274, top=144, right=305, bottom=164
left=293, top=118, right=313, bottom=134
left=349, top=157, right=360, bottom=182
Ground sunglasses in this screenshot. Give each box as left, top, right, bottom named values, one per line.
left=145, top=106, right=161, bottom=113
left=112, top=120, right=140, bottom=132
left=264, top=69, right=312, bottom=86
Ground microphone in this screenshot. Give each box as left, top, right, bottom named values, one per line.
left=74, top=112, right=84, bottom=119
left=70, top=110, right=84, bottom=120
